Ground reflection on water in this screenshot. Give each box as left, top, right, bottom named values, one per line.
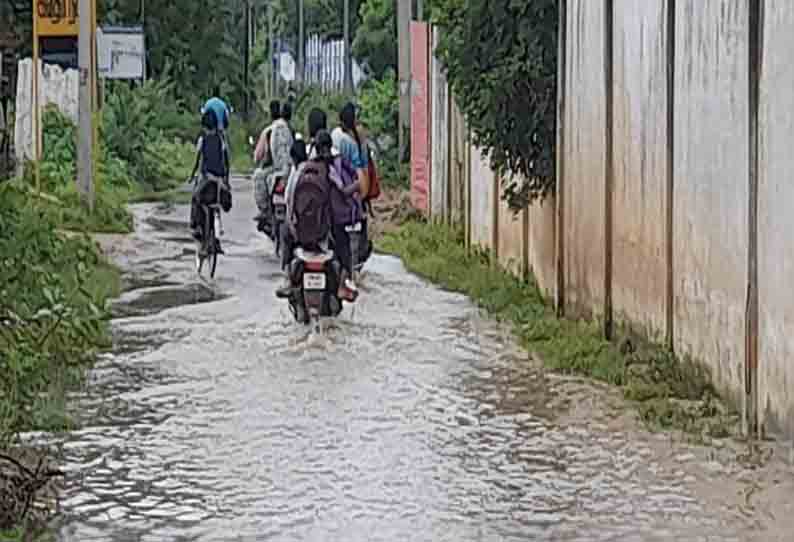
left=52, top=196, right=746, bottom=541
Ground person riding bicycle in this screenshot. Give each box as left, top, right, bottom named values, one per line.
left=189, top=109, right=230, bottom=247
left=202, top=86, right=230, bottom=134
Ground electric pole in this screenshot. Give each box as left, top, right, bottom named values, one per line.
left=397, top=0, right=412, bottom=158
left=244, top=0, right=250, bottom=118
left=343, top=0, right=353, bottom=93
left=268, top=2, right=275, bottom=97
left=78, top=0, right=94, bottom=210
left=298, top=0, right=305, bottom=85
left=417, top=0, right=423, bottom=20
left=141, top=0, right=146, bottom=82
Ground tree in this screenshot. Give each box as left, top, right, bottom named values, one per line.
left=432, top=0, right=558, bottom=208
left=352, top=0, right=396, bottom=79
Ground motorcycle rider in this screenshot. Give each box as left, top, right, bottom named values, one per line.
left=279, top=126, right=360, bottom=302
left=331, top=102, right=373, bottom=265
left=275, top=139, right=309, bottom=296
left=282, top=102, right=295, bottom=139
left=277, top=108, right=326, bottom=297
left=253, top=100, right=293, bottom=231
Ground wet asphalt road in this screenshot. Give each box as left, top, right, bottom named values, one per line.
left=50, top=177, right=759, bottom=541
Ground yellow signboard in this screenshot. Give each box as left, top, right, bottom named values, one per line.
left=35, top=0, right=80, bottom=37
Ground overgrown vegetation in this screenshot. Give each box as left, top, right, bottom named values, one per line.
left=0, top=182, right=119, bottom=531
left=358, top=70, right=404, bottom=187
left=16, top=78, right=196, bottom=234
left=353, top=0, right=396, bottom=79
left=431, top=0, right=558, bottom=208
left=0, top=183, right=118, bottom=440
left=380, top=222, right=737, bottom=438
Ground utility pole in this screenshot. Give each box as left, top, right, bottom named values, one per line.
left=78, top=0, right=94, bottom=211
left=268, top=2, right=275, bottom=97
left=141, top=0, right=146, bottom=82
left=244, top=0, right=250, bottom=118
left=417, top=0, right=423, bottom=20
left=298, top=0, right=305, bottom=84
left=397, top=0, right=412, bottom=158
left=343, top=0, right=353, bottom=93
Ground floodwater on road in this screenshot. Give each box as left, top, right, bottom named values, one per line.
left=50, top=178, right=793, bottom=541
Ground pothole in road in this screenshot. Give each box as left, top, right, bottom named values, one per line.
left=110, top=283, right=228, bottom=318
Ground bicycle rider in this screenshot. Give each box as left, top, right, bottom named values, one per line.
left=189, top=109, right=230, bottom=250
left=202, top=86, right=230, bottom=136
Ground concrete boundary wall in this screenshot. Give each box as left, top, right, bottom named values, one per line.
left=611, top=1, right=669, bottom=337
left=759, top=0, right=794, bottom=436
left=673, top=0, right=749, bottom=404
left=430, top=27, right=448, bottom=219
left=562, top=0, right=607, bottom=316
left=417, top=0, right=794, bottom=438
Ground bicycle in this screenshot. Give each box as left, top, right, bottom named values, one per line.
left=194, top=175, right=227, bottom=279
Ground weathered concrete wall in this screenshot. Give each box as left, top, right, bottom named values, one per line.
left=448, top=99, right=467, bottom=226
left=410, top=22, right=430, bottom=213
left=528, top=198, right=557, bottom=297
left=14, top=59, right=79, bottom=173
left=759, top=1, right=794, bottom=436
left=612, top=1, right=668, bottom=335
left=430, top=27, right=448, bottom=219
left=497, top=182, right=525, bottom=275
left=674, top=0, right=748, bottom=397
left=469, top=146, right=495, bottom=252
left=563, top=0, right=607, bottom=315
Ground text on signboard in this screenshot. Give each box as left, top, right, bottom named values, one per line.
left=37, top=0, right=79, bottom=25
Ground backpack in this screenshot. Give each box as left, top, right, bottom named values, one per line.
left=293, top=160, right=332, bottom=248
left=366, top=148, right=381, bottom=201
left=329, top=156, right=362, bottom=226
left=201, top=132, right=227, bottom=178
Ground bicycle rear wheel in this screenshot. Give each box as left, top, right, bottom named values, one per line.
left=196, top=246, right=204, bottom=274
left=208, top=242, right=218, bottom=278
left=208, top=212, right=219, bottom=279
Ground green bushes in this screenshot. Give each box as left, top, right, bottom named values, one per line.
left=101, top=78, right=195, bottom=191
left=0, top=183, right=119, bottom=443
left=432, top=0, right=558, bottom=208
left=358, top=70, right=404, bottom=188
left=21, top=78, right=196, bottom=233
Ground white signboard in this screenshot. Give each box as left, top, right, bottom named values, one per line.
left=278, top=52, right=296, bottom=82
left=97, top=26, right=145, bottom=80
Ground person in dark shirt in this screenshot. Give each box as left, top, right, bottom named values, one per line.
left=189, top=110, right=230, bottom=241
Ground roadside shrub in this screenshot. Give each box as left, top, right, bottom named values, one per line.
left=358, top=70, right=403, bottom=187
left=0, top=183, right=117, bottom=442
left=432, top=0, right=558, bottom=207
left=102, top=78, right=194, bottom=189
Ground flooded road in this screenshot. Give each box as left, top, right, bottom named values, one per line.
left=52, top=178, right=792, bottom=541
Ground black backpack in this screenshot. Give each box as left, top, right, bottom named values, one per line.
left=293, top=160, right=332, bottom=249
left=201, top=132, right=227, bottom=178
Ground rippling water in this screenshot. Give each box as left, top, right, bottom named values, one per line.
left=51, top=182, right=748, bottom=541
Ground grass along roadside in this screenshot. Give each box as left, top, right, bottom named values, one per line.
left=379, top=221, right=737, bottom=440
left=1, top=183, right=122, bottom=535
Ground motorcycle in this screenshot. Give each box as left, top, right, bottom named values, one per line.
left=249, top=134, right=301, bottom=257
left=278, top=247, right=347, bottom=325
left=346, top=217, right=374, bottom=277
left=264, top=175, right=287, bottom=256
left=346, top=220, right=366, bottom=274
